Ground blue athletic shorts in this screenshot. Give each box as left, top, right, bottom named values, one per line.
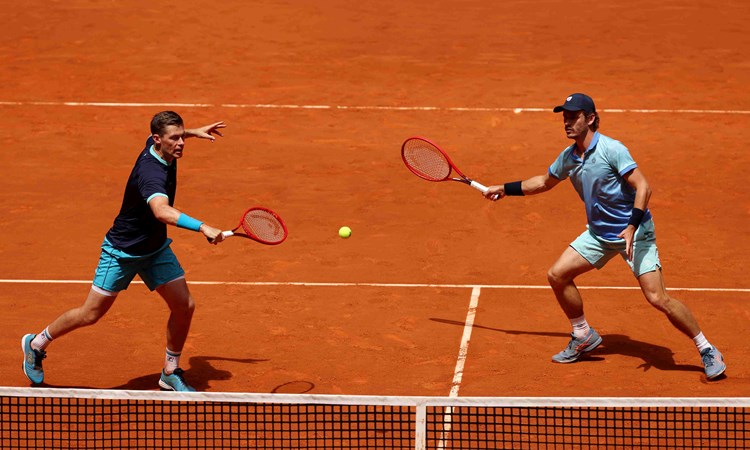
left=570, top=219, right=661, bottom=277
left=93, top=238, right=185, bottom=293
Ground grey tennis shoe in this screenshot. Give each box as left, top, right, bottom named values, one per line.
left=552, top=328, right=603, bottom=363
left=700, top=346, right=726, bottom=380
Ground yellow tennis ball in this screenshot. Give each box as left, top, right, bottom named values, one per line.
left=338, top=226, right=352, bottom=239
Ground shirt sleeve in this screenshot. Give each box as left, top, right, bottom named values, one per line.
left=548, top=146, right=574, bottom=180
left=137, top=136, right=169, bottom=203
left=608, top=140, right=638, bottom=176
left=137, top=161, right=169, bottom=203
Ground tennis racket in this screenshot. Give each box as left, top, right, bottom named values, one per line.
left=401, top=137, right=489, bottom=194
left=216, top=207, right=288, bottom=245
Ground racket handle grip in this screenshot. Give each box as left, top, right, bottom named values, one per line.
left=469, top=180, right=489, bottom=194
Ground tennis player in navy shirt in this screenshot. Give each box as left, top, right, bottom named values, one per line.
left=23, top=111, right=227, bottom=391
left=483, top=93, right=726, bottom=381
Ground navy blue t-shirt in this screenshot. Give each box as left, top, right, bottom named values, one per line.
left=105, top=136, right=177, bottom=255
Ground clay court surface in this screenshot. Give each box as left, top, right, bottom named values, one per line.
left=1, top=1, right=749, bottom=400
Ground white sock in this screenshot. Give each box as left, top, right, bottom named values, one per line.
left=692, top=332, right=712, bottom=352
left=31, top=328, right=54, bottom=351
left=164, top=348, right=181, bottom=374
left=570, top=315, right=591, bottom=339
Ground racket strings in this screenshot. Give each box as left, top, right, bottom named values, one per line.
left=242, top=210, right=286, bottom=244
left=402, top=140, right=451, bottom=181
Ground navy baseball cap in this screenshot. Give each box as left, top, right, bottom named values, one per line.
left=553, top=93, right=596, bottom=113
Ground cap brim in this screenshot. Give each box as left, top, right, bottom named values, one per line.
left=552, top=105, right=596, bottom=113
left=553, top=104, right=589, bottom=113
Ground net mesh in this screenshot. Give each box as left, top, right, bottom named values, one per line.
left=1, top=396, right=411, bottom=449
left=2, top=389, right=748, bottom=449
left=402, top=139, right=451, bottom=181
left=430, top=405, right=749, bottom=449
left=242, top=209, right=286, bottom=244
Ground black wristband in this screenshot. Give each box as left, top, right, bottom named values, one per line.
left=628, top=208, right=645, bottom=228
left=504, top=181, right=524, bottom=196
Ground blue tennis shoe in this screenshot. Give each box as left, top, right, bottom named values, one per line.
left=159, top=368, right=196, bottom=392
left=22, top=334, right=46, bottom=384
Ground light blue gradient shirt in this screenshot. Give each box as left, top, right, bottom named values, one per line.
left=548, top=132, right=651, bottom=241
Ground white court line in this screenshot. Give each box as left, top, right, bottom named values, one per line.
left=449, top=286, right=481, bottom=398
left=0, top=279, right=748, bottom=292
left=1, top=101, right=750, bottom=115
left=437, top=286, right=481, bottom=450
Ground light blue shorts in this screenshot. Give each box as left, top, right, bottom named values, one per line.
left=570, top=219, right=661, bottom=277
left=93, top=238, right=185, bottom=293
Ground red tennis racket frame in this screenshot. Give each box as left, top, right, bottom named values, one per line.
left=401, top=136, right=489, bottom=193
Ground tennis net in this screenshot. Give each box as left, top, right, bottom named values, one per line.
left=1, top=387, right=748, bottom=449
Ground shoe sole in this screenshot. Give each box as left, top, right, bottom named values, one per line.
left=21, top=334, right=43, bottom=384
left=552, top=335, right=603, bottom=364
left=158, top=379, right=176, bottom=391
left=159, top=378, right=195, bottom=391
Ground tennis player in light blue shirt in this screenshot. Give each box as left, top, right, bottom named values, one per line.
left=483, top=93, right=726, bottom=381
left=549, top=131, right=652, bottom=241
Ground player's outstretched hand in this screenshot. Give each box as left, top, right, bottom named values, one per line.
left=188, top=121, right=226, bottom=142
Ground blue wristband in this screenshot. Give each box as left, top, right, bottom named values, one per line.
left=176, top=213, right=203, bottom=232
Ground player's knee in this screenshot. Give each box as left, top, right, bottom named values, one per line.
left=78, top=308, right=106, bottom=327
left=171, top=296, right=196, bottom=318
left=547, top=267, right=568, bottom=289
left=646, top=292, right=671, bottom=313
left=186, top=297, right=196, bottom=316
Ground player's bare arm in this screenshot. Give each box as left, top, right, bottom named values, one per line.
left=524, top=172, right=562, bottom=195
left=618, top=167, right=653, bottom=259
left=148, top=196, right=225, bottom=244
left=484, top=171, right=561, bottom=200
